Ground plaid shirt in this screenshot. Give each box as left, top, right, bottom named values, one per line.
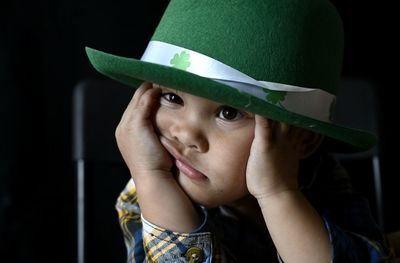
left=116, top=154, right=392, bottom=262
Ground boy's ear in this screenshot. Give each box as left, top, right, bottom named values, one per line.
left=299, top=131, right=325, bottom=160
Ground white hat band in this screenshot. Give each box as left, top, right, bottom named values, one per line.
left=141, top=40, right=336, bottom=123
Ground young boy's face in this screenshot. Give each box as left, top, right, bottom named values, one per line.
left=153, top=84, right=256, bottom=208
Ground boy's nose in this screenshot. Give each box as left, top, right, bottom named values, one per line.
left=169, top=119, right=209, bottom=153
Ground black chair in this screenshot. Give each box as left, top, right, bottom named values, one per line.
left=72, top=78, right=135, bottom=263
left=333, top=77, right=384, bottom=229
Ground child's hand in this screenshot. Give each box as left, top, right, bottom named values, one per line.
left=246, top=115, right=309, bottom=200
left=246, top=116, right=331, bottom=262
left=115, top=82, right=201, bottom=232
left=115, top=82, right=172, bottom=180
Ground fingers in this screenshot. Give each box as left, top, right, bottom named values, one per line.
left=114, top=82, right=174, bottom=177
left=119, top=82, right=161, bottom=125
left=254, top=115, right=275, bottom=141
left=254, top=115, right=309, bottom=147
left=124, top=82, right=152, bottom=114
left=135, top=84, right=161, bottom=120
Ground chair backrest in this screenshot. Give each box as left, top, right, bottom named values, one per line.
left=333, top=77, right=380, bottom=158
left=72, top=78, right=135, bottom=263
left=333, top=77, right=384, bottom=229
left=73, top=78, right=134, bottom=163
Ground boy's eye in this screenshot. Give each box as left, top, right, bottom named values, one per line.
left=218, top=106, right=243, bottom=121
left=162, top=93, right=184, bottom=105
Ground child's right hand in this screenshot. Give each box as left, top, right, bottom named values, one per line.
left=115, top=82, right=173, bottom=180
left=115, top=82, right=201, bottom=232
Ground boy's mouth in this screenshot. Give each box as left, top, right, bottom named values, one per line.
left=175, top=159, right=208, bottom=181
left=160, top=137, right=208, bottom=181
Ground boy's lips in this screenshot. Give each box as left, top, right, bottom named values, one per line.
left=160, top=138, right=208, bottom=181
left=175, top=159, right=207, bottom=181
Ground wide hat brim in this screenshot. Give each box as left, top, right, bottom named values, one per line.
left=86, top=47, right=378, bottom=153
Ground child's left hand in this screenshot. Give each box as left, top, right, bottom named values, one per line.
left=246, top=116, right=331, bottom=262
left=246, top=115, right=309, bottom=200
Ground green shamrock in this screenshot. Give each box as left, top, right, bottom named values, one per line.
left=170, top=51, right=191, bottom=71
left=262, top=88, right=287, bottom=107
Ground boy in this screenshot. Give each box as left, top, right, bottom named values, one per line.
left=86, top=0, right=390, bottom=262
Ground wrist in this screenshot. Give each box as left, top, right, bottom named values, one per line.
left=131, top=168, right=173, bottom=181
left=250, top=178, right=299, bottom=201
left=133, top=170, right=176, bottom=198
left=133, top=171, right=202, bottom=233
left=255, top=188, right=301, bottom=206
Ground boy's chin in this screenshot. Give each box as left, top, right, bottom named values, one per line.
left=172, top=167, right=250, bottom=209
left=186, top=191, right=252, bottom=210
left=195, top=200, right=220, bottom=209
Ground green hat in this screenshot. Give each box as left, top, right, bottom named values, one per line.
left=86, top=0, right=377, bottom=152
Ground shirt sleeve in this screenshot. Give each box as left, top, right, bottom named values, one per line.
left=302, top=154, right=392, bottom=263
left=140, top=213, right=213, bottom=263
left=115, top=179, right=233, bottom=263
left=115, top=179, right=145, bottom=262
left=322, top=216, right=388, bottom=263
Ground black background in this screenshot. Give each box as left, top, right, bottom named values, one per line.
left=1, top=1, right=398, bottom=262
